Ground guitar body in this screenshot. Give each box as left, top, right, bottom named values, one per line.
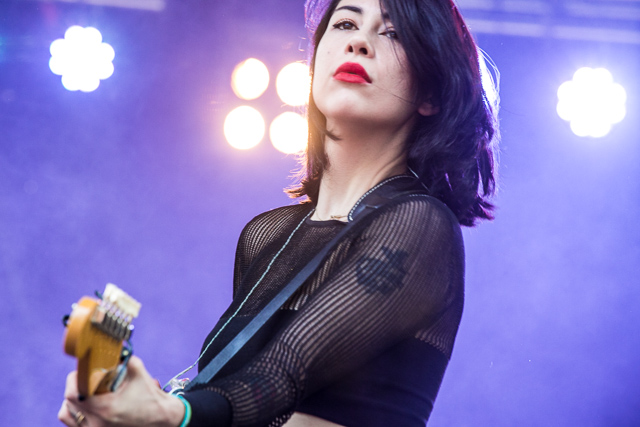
left=63, top=284, right=141, bottom=397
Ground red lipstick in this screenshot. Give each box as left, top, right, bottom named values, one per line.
left=333, top=62, right=371, bottom=84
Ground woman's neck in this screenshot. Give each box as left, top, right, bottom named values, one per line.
left=311, top=123, right=410, bottom=222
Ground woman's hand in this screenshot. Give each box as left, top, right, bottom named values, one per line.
left=58, top=356, right=185, bottom=427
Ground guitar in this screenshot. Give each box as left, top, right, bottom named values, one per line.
left=63, top=283, right=141, bottom=397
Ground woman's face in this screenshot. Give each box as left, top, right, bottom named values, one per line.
left=312, top=0, right=434, bottom=133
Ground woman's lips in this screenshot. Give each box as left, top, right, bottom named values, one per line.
left=333, top=62, right=372, bottom=84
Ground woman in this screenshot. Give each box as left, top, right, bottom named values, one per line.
left=59, top=0, right=498, bottom=425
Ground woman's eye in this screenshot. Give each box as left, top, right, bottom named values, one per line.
left=333, top=19, right=357, bottom=31
left=381, top=28, right=398, bottom=39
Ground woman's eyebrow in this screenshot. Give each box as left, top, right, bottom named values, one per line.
left=335, top=5, right=362, bottom=14
left=334, top=5, right=391, bottom=20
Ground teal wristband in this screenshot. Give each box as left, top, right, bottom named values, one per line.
left=174, top=394, right=192, bottom=427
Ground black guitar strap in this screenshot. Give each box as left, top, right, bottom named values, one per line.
left=185, top=175, right=427, bottom=390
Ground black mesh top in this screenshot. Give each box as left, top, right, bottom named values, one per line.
left=183, top=177, right=465, bottom=427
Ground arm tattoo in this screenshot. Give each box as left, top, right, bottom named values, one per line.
left=356, top=247, right=409, bottom=295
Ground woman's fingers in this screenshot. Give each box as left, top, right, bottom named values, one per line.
left=64, top=371, right=79, bottom=402
left=61, top=372, right=88, bottom=425
left=59, top=357, right=163, bottom=426
left=125, top=355, right=147, bottom=380
left=120, top=355, right=156, bottom=390
left=58, top=401, right=86, bottom=427
left=58, top=401, right=73, bottom=426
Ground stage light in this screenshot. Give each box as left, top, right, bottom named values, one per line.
left=231, top=58, right=269, bottom=100
left=557, top=67, right=626, bottom=138
left=224, top=106, right=265, bottom=150
left=276, top=62, right=311, bottom=106
left=49, top=26, right=115, bottom=92
left=269, top=112, right=307, bottom=154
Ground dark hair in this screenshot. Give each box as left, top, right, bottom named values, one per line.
left=290, top=0, right=499, bottom=227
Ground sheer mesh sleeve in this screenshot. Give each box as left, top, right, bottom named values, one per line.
left=232, top=205, right=311, bottom=298
left=204, top=196, right=464, bottom=426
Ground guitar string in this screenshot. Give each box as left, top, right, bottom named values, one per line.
left=163, top=208, right=315, bottom=390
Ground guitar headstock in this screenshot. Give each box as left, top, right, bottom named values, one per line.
left=63, top=283, right=141, bottom=397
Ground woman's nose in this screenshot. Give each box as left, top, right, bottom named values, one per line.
left=347, top=35, right=374, bottom=57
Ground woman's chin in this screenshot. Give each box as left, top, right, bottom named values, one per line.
left=322, top=107, right=380, bottom=125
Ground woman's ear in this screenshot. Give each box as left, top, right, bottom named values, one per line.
left=418, top=101, right=440, bottom=116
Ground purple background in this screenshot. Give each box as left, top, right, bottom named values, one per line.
left=1, top=1, right=639, bottom=425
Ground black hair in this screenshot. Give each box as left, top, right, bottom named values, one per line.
left=290, top=0, right=499, bottom=227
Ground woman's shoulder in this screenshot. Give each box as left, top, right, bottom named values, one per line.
left=350, top=176, right=461, bottom=233
left=246, top=203, right=312, bottom=227
left=235, top=204, right=313, bottom=266
left=239, top=203, right=313, bottom=242
left=373, top=192, right=461, bottom=231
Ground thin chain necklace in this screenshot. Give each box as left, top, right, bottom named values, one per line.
left=316, top=174, right=414, bottom=222
left=314, top=213, right=348, bottom=221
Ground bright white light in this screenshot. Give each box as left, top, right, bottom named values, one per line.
left=557, top=67, right=627, bottom=138
left=49, top=26, right=115, bottom=92
left=224, top=106, right=265, bottom=150
left=269, top=112, right=308, bottom=154
left=276, top=62, right=311, bottom=106
left=231, top=58, right=269, bottom=100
